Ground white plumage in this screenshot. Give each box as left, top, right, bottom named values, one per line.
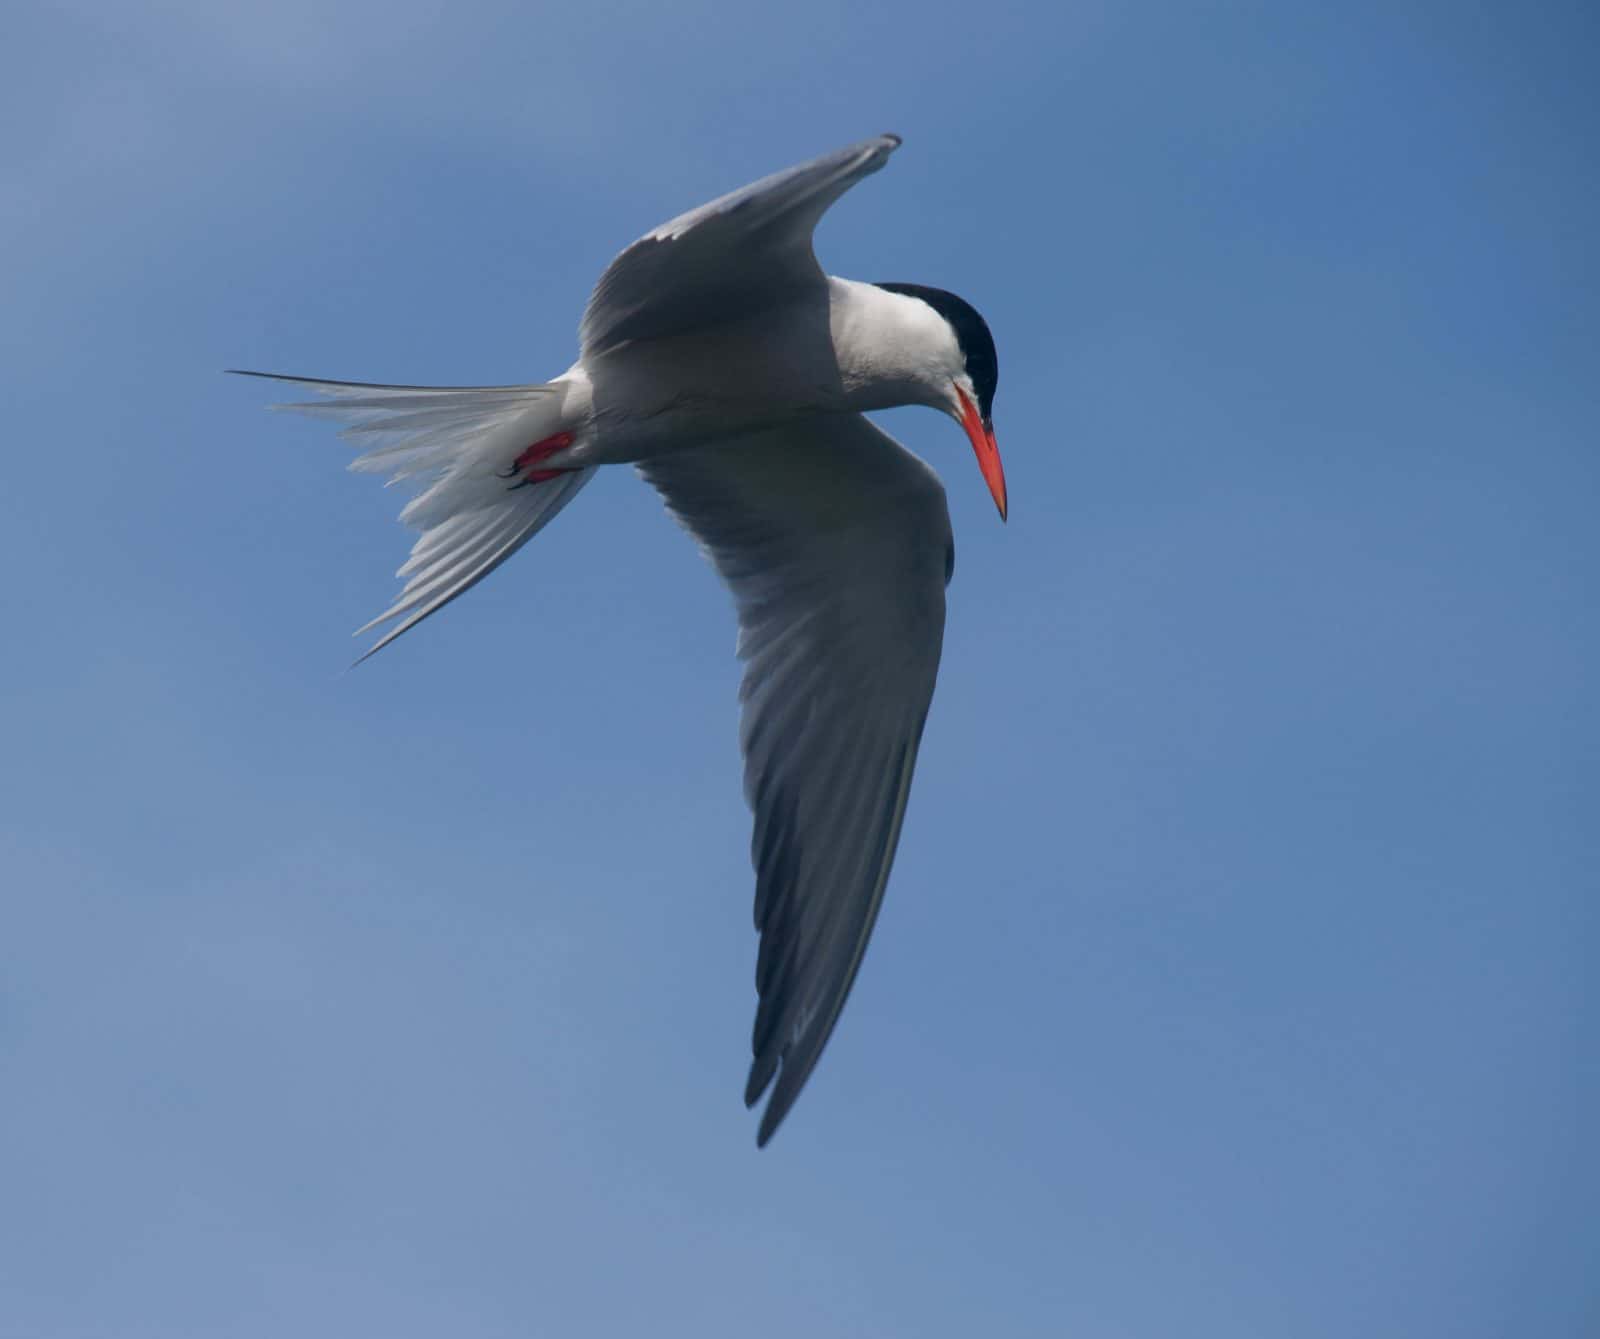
left=237, top=134, right=1006, bottom=1144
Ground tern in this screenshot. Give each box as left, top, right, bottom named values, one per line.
left=236, top=134, right=1006, bottom=1145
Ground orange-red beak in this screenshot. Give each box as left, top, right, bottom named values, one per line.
left=956, top=387, right=1007, bottom=521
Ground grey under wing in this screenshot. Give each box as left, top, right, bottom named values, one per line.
left=640, top=411, right=951, bottom=1144
left=580, top=135, right=900, bottom=355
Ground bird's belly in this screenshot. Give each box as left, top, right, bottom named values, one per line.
left=588, top=397, right=826, bottom=463
left=574, top=312, right=847, bottom=465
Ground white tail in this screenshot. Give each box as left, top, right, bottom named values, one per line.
left=234, top=371, right=595, bottom=660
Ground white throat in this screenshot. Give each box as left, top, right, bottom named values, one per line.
left=826, top=278, right=962, bottom=414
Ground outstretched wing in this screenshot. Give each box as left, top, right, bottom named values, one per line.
left=640, top=411, right=953, bottom=1145
left=581, top=134, right=901, bottom=356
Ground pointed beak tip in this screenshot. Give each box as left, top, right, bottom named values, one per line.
left=955, top=389, right=1008, bottom=526
left=979, top=428, right=1008, bottom=524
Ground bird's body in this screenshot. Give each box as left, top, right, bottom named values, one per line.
left=491, top=277, right=975, bottom=470
left=237, top=134, right=1006, bottom=1144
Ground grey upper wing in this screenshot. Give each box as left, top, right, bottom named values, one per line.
left=640, top=413, right=953, bottom=1145
left=581, top=135, right=901, bottom=356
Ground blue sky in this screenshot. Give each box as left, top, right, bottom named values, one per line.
left=2, top=2, right=1594, bottom=1336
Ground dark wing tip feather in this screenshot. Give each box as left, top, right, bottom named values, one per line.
left=745, top=1051, right=779, bottom=1110
left=753, top=1061, right=809, bottom=1147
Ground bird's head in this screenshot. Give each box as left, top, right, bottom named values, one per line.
left=874, top=282, right=1006, bottom=521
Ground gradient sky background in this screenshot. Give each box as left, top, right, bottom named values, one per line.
left=2, top=3, right=1595, bottom=1336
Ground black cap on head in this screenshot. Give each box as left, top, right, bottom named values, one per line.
left=874, top=282, right=999, bottom=423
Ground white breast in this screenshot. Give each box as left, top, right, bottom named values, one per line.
left=567, top=277, right=957, bottom=467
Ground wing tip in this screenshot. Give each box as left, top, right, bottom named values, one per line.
left=745, top=1050, right=789, bottom=1147
left=754, top=1092, right=789, bottom=1149
left=744, top=1053, right=777, bottom=1110
left=753, top=1067, right=811, bottom=1148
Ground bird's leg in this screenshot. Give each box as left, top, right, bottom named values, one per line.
left=498, top=431, right=576, bottom=490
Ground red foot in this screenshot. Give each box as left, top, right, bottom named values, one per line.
left=510, top=432, right=575, bottom=485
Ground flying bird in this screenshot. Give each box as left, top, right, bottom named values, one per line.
left=236, top=134, right=1005, bottom=1145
